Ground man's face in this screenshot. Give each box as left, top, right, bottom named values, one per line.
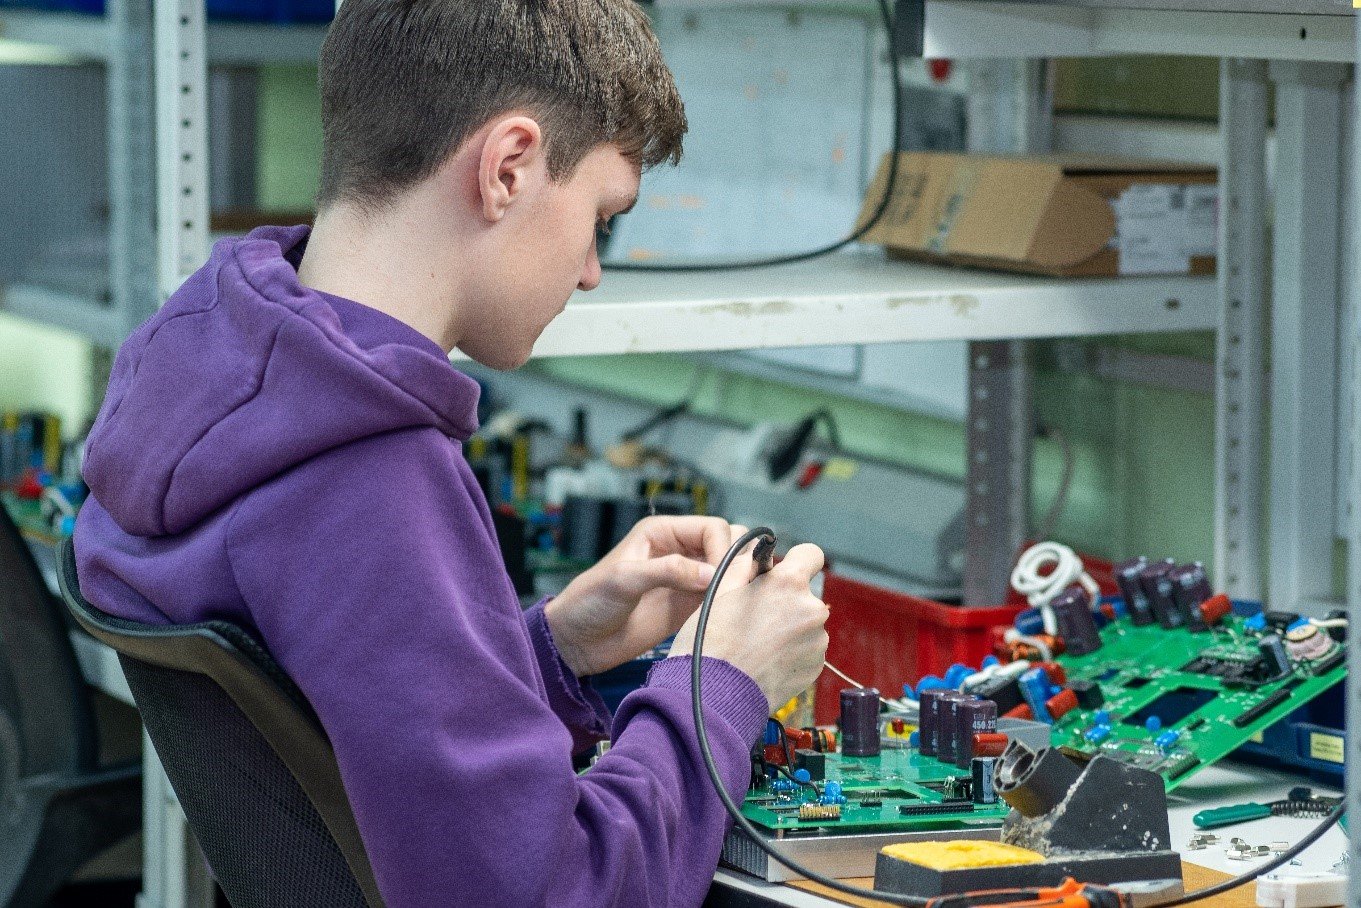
left=459, top=144, right=639, bottom=370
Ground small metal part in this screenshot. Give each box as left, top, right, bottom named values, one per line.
left=1187, top=832, right=1220, bottom=851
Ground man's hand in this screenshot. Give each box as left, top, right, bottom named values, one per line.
left=669, top=543, right=828, bottom=712
left=544, top=516, right=751, bottom=677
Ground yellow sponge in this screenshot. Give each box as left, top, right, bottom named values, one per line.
left=879, top=840, right=1045, bottom=870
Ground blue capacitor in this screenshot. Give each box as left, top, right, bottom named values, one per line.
left=820, top=781, right=846, bottom=806
left=1145, top=716, right=1163, bottom=733
left=982, top=655, right=1001, bottom=669
left=1018, top=667, right=1054, bottom=724
left=1093, top=710, right=1112, bottom=727
left=764, top=719, right=782, bottom=746
left=1155, top=731, right=1180, bottom=753
left=1244, top=611, right=1268, bottom=632
left=944, top=664, right=974, bottom=689
left=1084, top=725, right=1111, bottom=744
left=903, top=683, right=917, bottom=701
left=1287, top=618, right=1311, bottom=633
left=1015, top=608, right=1046, bottom=636
left=909, top=731, right=920, bottom=747
left=793, top=769, right=812, bottom=784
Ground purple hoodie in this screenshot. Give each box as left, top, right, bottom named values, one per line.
left=74, top=225, right=768, bottom=907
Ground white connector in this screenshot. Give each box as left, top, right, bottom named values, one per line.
left=1256, top=871, right=1347, bottom=908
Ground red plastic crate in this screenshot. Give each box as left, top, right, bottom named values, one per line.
left=815, top=572, right=1022, bottom=725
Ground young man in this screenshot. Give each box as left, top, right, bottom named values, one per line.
left=74, top=0, right=830, bottom=905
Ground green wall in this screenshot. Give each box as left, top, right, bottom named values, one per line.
left=0, top=312, right=93, bottom=433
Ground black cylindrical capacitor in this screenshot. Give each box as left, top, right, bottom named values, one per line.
left=972, top=757, right=998, bottom=804
left=936, top=692, right=968, bottom=765
left=1115, top=556, right=1156, bottom=626
left=955, top=699, right=999, bottom=769
left=1051, top=587, right=1102, bottom=656
left=839, top=687, right=881, bottom=757
left=1259, top=634, right=1292, bottom=677
left=1170, top=562, right=1213, bottom=626
left=1139, top=559, right=1183, bottom=629
left=562, top=495, right=611, bottom=562
left=918, top=689, right=948, bottom=757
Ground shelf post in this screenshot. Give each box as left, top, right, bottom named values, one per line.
left=1213, top=59, right=1269, bottom=601
left=961, top=58, right=1049, bottom=604
left=1266, top=61, right=1347, bottom=616
left=107, top=0, right=157, bottom=341
left=1347, top=27, right=1361, bottom=908
left=154, top=0, right=210, bottom=296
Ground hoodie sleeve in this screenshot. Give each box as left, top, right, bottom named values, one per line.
left=521, top=598, right=613, bottom=754
left=225, top=427, right=767, bottom=908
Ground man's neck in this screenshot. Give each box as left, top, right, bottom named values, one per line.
left=297, top=202, right=465, bottom=353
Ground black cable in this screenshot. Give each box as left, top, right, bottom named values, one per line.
left=606, top=0, right=903, bottom=273
left=692, top=529, right=1347, bottom=908
left=691, top=526, right=928, bottom=906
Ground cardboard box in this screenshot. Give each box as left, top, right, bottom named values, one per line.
left=856, top=152, right=1217, bottom=277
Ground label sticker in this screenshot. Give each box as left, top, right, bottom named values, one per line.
left=1309, top=732, right=1345, bottom=764
left=1113, top=183, right=1219, bottom=275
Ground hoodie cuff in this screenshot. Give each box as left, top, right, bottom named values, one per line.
left=523, top=599, right=611, bottom=753
left=645, top=655, right=770, bottom=747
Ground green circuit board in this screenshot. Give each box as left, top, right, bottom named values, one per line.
left=1049, top=614, right=1345, bottom=790
left=741, top=749, right=1009, bottom=833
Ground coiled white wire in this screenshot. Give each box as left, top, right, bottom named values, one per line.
left=1010, top=541, right=1099, bottom=635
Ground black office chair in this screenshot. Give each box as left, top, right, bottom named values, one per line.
left=0, top=505, right=140, bottom=907
left=55, top=538, right=385, bottom=908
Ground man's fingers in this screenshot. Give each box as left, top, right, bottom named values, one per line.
left=620, top=553, right=716, bottom=597
left=636, top=515, right=735, bottom=563
left=773, top=543, right=825, bottom=582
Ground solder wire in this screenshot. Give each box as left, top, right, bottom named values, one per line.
left=691, top=528, right=1346, bottom=908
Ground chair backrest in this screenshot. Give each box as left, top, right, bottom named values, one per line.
left=0, top=504, right=95, bottom=781
left=56, top=538, right=385, bottom=908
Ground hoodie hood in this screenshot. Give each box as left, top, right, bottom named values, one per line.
left=84, top=225, right=480, bottom=538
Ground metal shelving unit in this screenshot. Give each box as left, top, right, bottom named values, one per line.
left=7, top=0, right=1358, bottom=904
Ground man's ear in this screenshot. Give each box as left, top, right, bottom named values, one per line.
left=478, top=115, right=545, bottom=223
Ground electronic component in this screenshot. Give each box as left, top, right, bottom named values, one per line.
left=1265, top=611, right=1303, bottom=632
left=1051, top=588, right=1102, bottom=656
left=1114, top=556, right=1156, bottom=626
left=840, top=687, right=882, bottom=757
left=1190, top=593, right=1232, bottom=631
left=1017, top=668, right=1055, bottom=724
left=800, top=803, right=842, bottom=821
left=1168, top=562, right=1213, bottom=625
left=795, top=749, right=826, bottom=781
left=919, top=689, right=947, bottom=758
left=1138, top=559, right=1182, bottom=629
left=971, top=758, right=998, bottom=804
left=955, top=700, right=999, bottom=769
left=937, top=692, right=969, bottom=764
left=972, top=733, right=1008, bottom=759
left=969, top=672, right=1026, bottom=715
left=1045, top=689, right=1078, bottom=722
left=1284, top=623, right=1335, bottom=662
left=1070, top=679, right=1104, bottom=710
left=1258, top=635, right=1292, bottom=677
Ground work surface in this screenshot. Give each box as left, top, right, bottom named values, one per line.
left=706, top=762, right=1345, bottom=908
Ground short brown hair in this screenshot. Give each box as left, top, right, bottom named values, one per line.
left=316, top=0, right=686, bottom=210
